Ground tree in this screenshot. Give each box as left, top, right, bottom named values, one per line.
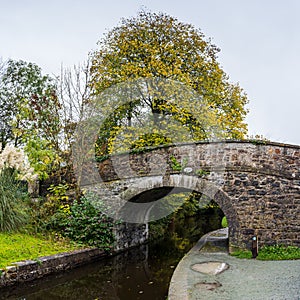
left=0, top=59, right=14, bottom=150
left=90, top=11, right=248, bottom=156
left=0, top=59, right=60, bottom=148
left=0, top=59, right=61, bottom=179
left=56, top=61, right=92, bottom=156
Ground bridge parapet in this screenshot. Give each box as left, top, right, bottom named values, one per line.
left=96, top=141, right=300, bottom=182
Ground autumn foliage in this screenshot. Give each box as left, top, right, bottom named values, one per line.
left=90, top=11, right=248, bottom=156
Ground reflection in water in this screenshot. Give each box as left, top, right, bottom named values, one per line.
left=0, top=209, right=223, bottom=300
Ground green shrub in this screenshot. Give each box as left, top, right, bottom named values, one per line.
left=195, top=169, right=210, bottom=177
left=27, top=183, right=72, bottom=233
left=258, top=244, right=300, bottom=260
left=56, top=193, right=115, bottom=251
left=169, top=155, right=188, bottom=172
left=221, top=216, right=228, bottom=228
left=0, top=168, right=29, bottom=232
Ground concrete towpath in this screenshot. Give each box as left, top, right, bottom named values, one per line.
left=168, top=228, right=300, bottom=300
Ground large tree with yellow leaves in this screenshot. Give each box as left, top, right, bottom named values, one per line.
left=90, top=11, right=248, bottom=155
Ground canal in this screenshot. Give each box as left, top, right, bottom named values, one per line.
left=0, top=208, right=223, bottom=300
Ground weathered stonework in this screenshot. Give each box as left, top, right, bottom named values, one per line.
left=0, top=248, right=106, bottom=288
left=81, top=140, right=300, bottom=251
left=114, top=223, right=148, bottom=251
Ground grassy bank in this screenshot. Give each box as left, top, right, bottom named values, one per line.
left=231, top=244, right=300, bottom=260
left=0, top=233, right=81, bottom=269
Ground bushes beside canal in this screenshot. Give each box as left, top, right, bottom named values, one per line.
left=0, top=190, right=116, bottom=269
left=0, top=169, right=116, bottom=269
left=28, top=187, right=116, bottom=251
left=50, top=194, right=115, bottom=251
left=0, top=143, right=116, bottom=261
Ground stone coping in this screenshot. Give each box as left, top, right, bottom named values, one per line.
left=99, top=139, right=300, bottom=160
left=0, top=248, right=107, bottom=288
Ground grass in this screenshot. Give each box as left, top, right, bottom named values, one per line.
left=231, top=244, right=300, bottom=260
left=231, top=249, right=252, bottom=259
left=257, top=245, right=300, bottom=260
left=0, top=232, right=82, bottom=269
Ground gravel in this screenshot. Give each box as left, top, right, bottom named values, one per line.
left=169, top=228, right=300, bottom=300
left=189, top=252, right=300, bottom=300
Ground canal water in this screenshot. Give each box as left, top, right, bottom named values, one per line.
left=0, top=209, right=223, bottom=300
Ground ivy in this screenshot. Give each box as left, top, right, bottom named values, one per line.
left=170, top=155, right=188, bottom=172
left=196, top=168, right=210, bottom=177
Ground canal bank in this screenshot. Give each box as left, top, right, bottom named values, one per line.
left=168, top=228, right=300, bottom=300
left=0, top=210, right=223, bottom=299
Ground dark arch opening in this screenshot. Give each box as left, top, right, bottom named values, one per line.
left=126, top=187, right=227, bottom=254
left=118, top=174, right=240, bottom=250
left=129, top=187, right=192, bottom=203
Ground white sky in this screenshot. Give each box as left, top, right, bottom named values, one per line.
left=1, top=0, right=300, bottom=145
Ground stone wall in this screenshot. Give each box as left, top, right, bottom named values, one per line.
left=0, top=248, right=106, bottom=288
left=114, top=223, right=148, bottom=251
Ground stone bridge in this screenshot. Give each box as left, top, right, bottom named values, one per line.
left=78, top=140, right=300, bottom=252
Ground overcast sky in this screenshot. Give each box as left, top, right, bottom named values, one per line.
left=1, top=0, right=299, bottom=145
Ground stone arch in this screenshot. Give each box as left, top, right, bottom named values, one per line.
left=119, top=174, right=239, bottom=249
left=93, top=141, right=300, bottom=250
